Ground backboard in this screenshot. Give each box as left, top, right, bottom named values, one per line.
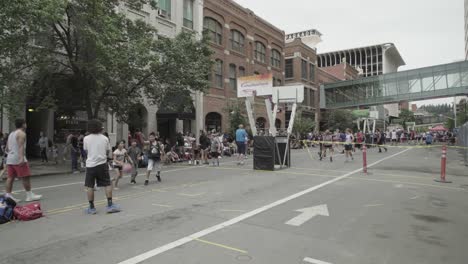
left=237, top=73, right=273, bottom=97
left=272, top=85, right=304, bottom=104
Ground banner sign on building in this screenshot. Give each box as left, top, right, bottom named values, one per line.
left=237, top=73, right=273, bottom=97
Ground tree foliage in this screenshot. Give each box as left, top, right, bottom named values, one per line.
left=0, top=0, right=212, bottom=120
left=324, top=109, right=354, bottom=131
left=398, top=109, right=415, bottom=130
left=225, top=100, right=247, bottom=136
left=292, top=115, right=315, bottom=139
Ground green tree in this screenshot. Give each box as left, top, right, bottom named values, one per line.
left=225, top=101, right=247, bottom=137
left=292, top=114, right=315, bottom=139
left=399, top=109, right=415, bottom=130
left=324, top=109, right=354, bottom=131
left=0, top=0, right=213, bottom=120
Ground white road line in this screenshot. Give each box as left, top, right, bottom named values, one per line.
left=303, top=257, right=333, bottom=264
left=117, top=148, right=410, bottom=264
left=12, top=167, right=194, bottom=194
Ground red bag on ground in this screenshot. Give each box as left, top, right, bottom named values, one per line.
left=13, top=202, right=43, bottom=221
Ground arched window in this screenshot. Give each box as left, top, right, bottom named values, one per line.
left=271, top=49, right=281, bottom=68
left=229, top=64, right=237, bottom=89
left=214, top=59, right=223, bottom=88
left=239, top=66, right=246, bottom=77
left=206, top=112, right=222, bottom=132
left=254, top=41, right=266, bottom=63
left=203, top=17, right=222, bottom=45
left=275, top=119, right=282, bottom=129
left=256, top=117, right=267, bottom=129
left=230, top=30, right=245, bottom=53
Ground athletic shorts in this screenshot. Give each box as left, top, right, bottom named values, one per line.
left=323, top=144, right=333, bottom=149
left=344, top=144, right=353, bottom=151
left=147, top=159, right=161, bottom=172
left=85, top=163, right=111, bottom=188
left=7, top=163, right=31, bottom=178
left=114, top=165, right=123, bottom=171
left=211, top=152, right=220, bottom=158
left=236, top=142, right=246, bottom=155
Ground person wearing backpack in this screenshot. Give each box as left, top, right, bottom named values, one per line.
left=143, top=132, right=164, bottom=186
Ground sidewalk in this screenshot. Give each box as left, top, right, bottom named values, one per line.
left=28, top=159, right=72, bottom=177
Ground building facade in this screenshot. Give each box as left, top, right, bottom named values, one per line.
left=203, top=0, right=285, bottom=133
left=284, top=37, right=319, bottom=126
left=119, top=0, right=204, bottom=142
left=317, top=43, right=406, bottom=118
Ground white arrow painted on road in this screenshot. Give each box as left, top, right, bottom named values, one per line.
left=303, top=257, right=333, bottom=264
left=285, top=204, right=329, bottom=226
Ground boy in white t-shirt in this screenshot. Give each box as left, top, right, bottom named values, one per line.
left=83, top=120, right=120, bottom=215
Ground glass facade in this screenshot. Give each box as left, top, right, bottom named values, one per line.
left=321, top=61, right=468, bottom=109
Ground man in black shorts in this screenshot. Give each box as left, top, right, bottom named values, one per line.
left=83, top=120, right=120, bottom=215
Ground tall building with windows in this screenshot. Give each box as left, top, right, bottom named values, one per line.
left=202, top=0, right=285, bottom=133
left=115, top=0, right=204, bottom=141
left=317, top=43, right=406, bottom=117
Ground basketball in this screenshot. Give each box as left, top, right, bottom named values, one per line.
left=122, top=163, right=133, bottom=173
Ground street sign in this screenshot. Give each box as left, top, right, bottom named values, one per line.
left=285, top=204, right=329, bottom=226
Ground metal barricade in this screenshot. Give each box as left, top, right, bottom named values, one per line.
left=458, top=122, right=468, bottom=166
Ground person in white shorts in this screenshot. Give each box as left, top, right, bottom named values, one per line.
left=143, top=132, right=164, bottom=186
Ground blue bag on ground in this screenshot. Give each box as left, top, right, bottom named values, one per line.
left=0, top=195, right=17, bottom=224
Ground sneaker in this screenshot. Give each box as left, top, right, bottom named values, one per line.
left=144, top=180, right=149, bottom=186
left=130, top=180, right=136, bottom=185
left=240, top=161, right=244, bottom=165
left=85, top=207, right=97, bottom=215
left=106, top=204, right=121, bottom=214
left=6, top=194, right=21, bottom=203
left=72, top=171, right=80, bottom=174
left=25, top=193, right=42, bottom=202
left=114, top=187, right=119, bottom=191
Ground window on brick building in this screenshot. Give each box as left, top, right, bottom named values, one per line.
left=271, top=49, right=281, bottom=68
left=254, top=41, right=266, bottom=63
left=301, top=60, right=307, bottom=80
left=309, top=63, right=315, bottom=82
left=203, top=17, right=222, bottom=45
left=183, top=0, right=194, bottom=29
left=229, top=64, right=237, bottom=90
left=239, top=66, right=245, bottom=77
left=285, top=59, right=293, bottom=79
left=158, top=0, right=171, bottom=19
left=214, top=59, right=223, bottom=88
left=230, top=30, right=245, bottom=53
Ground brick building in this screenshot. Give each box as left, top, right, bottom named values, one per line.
left=203, top=0, right=285, bottom=133
left=284, top=37, right=319, bottom=125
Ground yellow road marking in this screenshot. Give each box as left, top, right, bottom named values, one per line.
left=194, top=238, right=248, bottom=254
left=152, top=204, right=172, bottom=208
left=177, top=192, right=205, bottom=197
left=45, top=181, right=207, bottom=216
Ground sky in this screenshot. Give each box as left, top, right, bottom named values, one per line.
left=233, top=0, right=465, bottom=106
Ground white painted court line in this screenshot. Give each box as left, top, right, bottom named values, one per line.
left=11, top=160, right=240, bottom=194
left=117, top=148, right=411, bottom=264
left=303, top=257, right=333, bottom=264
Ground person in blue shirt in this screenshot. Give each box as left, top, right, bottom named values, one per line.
left=235, top=124, right=248, bottom=165
left=425, top=132, right=433, bottom=145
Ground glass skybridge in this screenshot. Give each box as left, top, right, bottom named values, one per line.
left=320, top=60, right=468, bottom=109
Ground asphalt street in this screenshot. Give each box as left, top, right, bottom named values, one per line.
left=1, top=144, right=467, bottom=264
